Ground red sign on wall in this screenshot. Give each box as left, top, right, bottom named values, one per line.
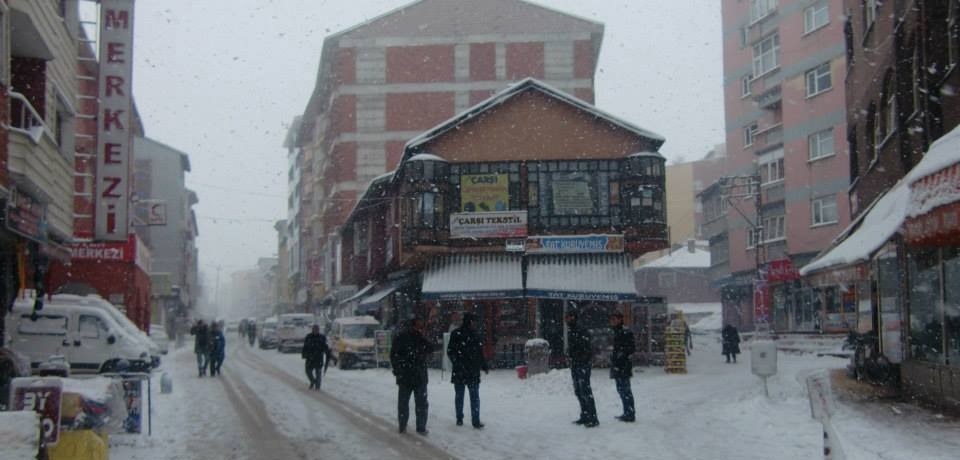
left=11, top=378, right=63, bottom=446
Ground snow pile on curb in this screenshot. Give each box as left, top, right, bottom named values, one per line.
left=0, top=410, right=39, bottom=460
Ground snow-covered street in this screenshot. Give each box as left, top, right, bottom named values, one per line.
left=108, top=332, right=960, bottom=460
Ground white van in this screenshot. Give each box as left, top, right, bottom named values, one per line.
left=276, top=313, right=317, bottom=353
left=6, top=301, right=152, bottom=374
left=329, top=316, right=379, bottom=369
left=258, top=316, right=279, bottom=349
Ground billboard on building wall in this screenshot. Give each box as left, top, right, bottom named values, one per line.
left=525, top=234, right=624, bottom=254
left=449, top=211, right=527, bottom=239
left=95, top=1, right=136, bottom=241
left=460, top=174, right=508, bottom=212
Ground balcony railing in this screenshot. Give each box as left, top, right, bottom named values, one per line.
left=9, top=91, right=45, bottom=144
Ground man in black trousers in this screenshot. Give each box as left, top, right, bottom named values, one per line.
left=302, top=324, right=333, bottom=390
left=390, top=318, right=434, bottom=435
left=446, top=313, right=489, bottom=429
left=609, top=311, right=636, bottom=422
left=566, top=310, right=599, bottom=428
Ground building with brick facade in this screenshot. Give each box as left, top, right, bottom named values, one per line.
left=800, top=0, right=960, bottom=411
left=289, top=0, right=605, bottom=312
left=708, top=0, right=852, bottom=333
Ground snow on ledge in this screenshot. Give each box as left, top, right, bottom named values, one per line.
left=0, top=411, right=39, bottom=459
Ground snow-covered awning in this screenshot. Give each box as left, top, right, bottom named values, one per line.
left=903, top=125, right=960, bottom=244
left=421, top=254, right=523, bottom=300
left=527, top=254, right=637, bottom=302
left=357, top=279, right=405, bottom=311
left=340, top=283, right=377, bottom=305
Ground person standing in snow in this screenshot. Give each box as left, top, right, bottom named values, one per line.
left=189, top=319, right=209, bottom=377
left=247, top=321, right=257, bottom=347
left=208, top=322, right=226, bottom=376
left=566, top=310, right=598, bottom=428
left=390, top=318, right=434, bottom=435
left=722, top=324, right=741, bottom=363
left=446, top=313, right=489, bottom=429
left=302, top=324, right=333, bottom=390
left=684, top=321, right=693, bottom=356
left=609, top=312, right=636, bottom=422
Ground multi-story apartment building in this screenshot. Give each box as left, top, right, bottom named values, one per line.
left=800, top=0, right=960, bottom=411
left=291, top=0, right=604, bottom=311
left=708, top=0, right=852, bottom=332
left=274, top=219, right=292, bottom=313
left=282, top=116, right=304, bottom=307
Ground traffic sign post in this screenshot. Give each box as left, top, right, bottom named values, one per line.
left=10, top=377, right=63, bottom=447
left=806, top=370, right=845, bottom=459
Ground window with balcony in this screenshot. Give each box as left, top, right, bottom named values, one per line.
left=808, top=128, right=835, bottom=161
left=759, top=148, right=784, bottom=185
left=762, top=214, right=786, bottom=242
left=749, top=0, right=777, bottom=24
left=804, top=1, right=829, bottom=34
left=811, top=195, right=838, bottom=226
left=752, top=33, right=780, bottom=77
left=744, top=123, right=758, bottom=148
left=805, top=62, right=832, bottom=97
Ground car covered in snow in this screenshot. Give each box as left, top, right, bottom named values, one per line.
left=258, top=316, right=279, bottom=349
left=276, top=313, right=318, bottom=353
left=329, top=316, right=379, bottom=369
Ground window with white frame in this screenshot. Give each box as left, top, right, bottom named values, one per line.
left=763, top=214, right=786, bottom=241
left=750, top=0, right=778, bottom=24
left=804, top=1, right=829, bottom=33
left=759, top=148, right=784, bottom=185
left=744, top=123, right=759, bottom=147
left=808, top=128, right=835, bottom=160
left=805, top=62, right=832, bottom=97
left=741, top=74, right=753, bottom=97
left=811, top=195, right=838, bottom=226
left=747, top=226, right=759, bottom=248
left=753, top=33, right=780, bottom=77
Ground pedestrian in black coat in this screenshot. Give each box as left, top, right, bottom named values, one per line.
left=722, top=324, right=741, bottom=363
left=302, top=325, right=333, bottom=390
left=390, top=318, right=434, bottom=435
left=566, top=310, right=598, bottom=427
left=609, top=312, right=636, bottom=422
left=446, top=313, right=489, bottom=429
left=189, top=320, right=209, bottom=377
left=207, top=323, right=226, bottom=376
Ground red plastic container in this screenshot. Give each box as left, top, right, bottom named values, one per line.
left=516, top=365, right=529, bottom=379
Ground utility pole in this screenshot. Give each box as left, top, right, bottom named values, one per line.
left=718, top=167, right=765, bottom=331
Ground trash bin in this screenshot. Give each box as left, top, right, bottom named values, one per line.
left=516, top=365, right=528, bottom=379
left=524, top=338, right=551, bottom=376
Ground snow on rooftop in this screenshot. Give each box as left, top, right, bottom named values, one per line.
left=334, top=316, right=379, bottom=325
left=62, top=376, right=117, bottom=403
left=639, top=244, right=711, bottom=269
left=406, top=153, right=447, bottom=162
left=800, top=183, right=910, bottom=275
left=906, top=124, right=960, bottom=218
left=0, top=411, right=39, bottom=459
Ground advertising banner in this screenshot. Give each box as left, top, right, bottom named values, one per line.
left=121, top=378, right=143, bottom=434
left=525, top=235, right=624, bottom=254
left=552, top=179, right=593, bottom=214
left=460, top=174, right=508, bottom=212
left=11, top=377, right=63, bottom=446
left=450, top=211, right=527, bottom=239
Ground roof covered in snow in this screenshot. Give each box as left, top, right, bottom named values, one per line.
left=906, top=125, right=960, bottom=186
left=639, top=244, right=711, bottom=269
left=527, top=254, right=637, bottom=300
left=906, top=124, right=960, bottom=218
left=407, top=153, right=447, bottom=163
left=422, top=254, right=523, bottom=299
left=403, top=78, right=666, bottom=158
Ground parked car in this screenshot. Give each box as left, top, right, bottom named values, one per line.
left=276, top=313, right=317, bottom=353
left=7, top=299, right=152, bottom=374
left=258, top=316, right=279, bottom=349
left=329, top=316, right=379, bottom=369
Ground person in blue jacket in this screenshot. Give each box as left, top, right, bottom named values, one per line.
left=207, top=322, right=226, bottom=376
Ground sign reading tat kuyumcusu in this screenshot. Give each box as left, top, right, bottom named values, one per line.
left=525, top=234, right=625, bottom=254
left=95, top=1, right=136, bottom=241
left=450, top=211, right=527, bottom=239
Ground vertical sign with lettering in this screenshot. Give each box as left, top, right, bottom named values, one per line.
left=95, top=1, right=136, bottom=241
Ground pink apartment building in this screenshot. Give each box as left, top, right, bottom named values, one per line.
left=703, top=0, right=852, bottom=332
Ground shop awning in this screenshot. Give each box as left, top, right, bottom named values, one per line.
left=526, top=254, right=637, bottom=302
left=357, top=279, right=406, bottom=313
left=421, top=254, right=523, bottom=300
left=905, top=125, right=960, bottom=245
left=340, top=283, right=376, bottom=305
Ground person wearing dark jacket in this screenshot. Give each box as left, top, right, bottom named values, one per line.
left=722, top=324, right=741, bottom=363
left=302, top=325, right=333, bottom=390
left=207, top=323, right=226, bottom=376
left=189, top=320, right=209, bottom=377
left=566, top=310, right=598, bottom=428
left=390, top=318, right=434, bottom=435
left=446, top=313, right=489, bottom=429
left=609, top=312, right=636, bottom=422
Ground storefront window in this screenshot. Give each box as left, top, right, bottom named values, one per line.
left=942, top=247, right=960, bottom=366
left=527, top=160, right=618, bottom=229
left=876, top=249, right=903, bottom=363
left=908, top=248, right=943, bottom=362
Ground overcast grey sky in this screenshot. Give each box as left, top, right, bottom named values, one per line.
left=128, top=0, right=723, bottom=305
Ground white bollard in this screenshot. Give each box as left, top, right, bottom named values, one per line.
left=160, top=372, right=173, bottom=394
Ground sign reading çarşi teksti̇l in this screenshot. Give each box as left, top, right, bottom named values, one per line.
left=450, top=211, right=527, bottom=239
left=95, top=1, right=135, bottom=241
left=525, top=234, right=625, bottom=254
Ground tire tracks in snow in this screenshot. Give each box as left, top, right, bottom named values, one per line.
left=221, top=363, right=308, bottom=460
left=235, top=344, right=457, bottom=460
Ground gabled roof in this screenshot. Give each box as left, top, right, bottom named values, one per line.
left=403, top=78, right=665, bottom=157
left=337, top=0, right=603, bottom=40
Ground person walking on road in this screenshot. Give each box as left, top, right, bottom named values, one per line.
left=247, top=321, right=257, bottom=347
left=609, top=312, right=636, bottom=422
left=189, top=320, right=209, bottom=377
left=208, top=322, right=226, bottom=376
left=446, top=313, right=489, bottom=429
left=722, top=324, right=741, bottom=363
left=302, top=325, right=333, bottom=390
left=566, top=310, right=599, bottom=428
left=390, top=318, right=434, bottom=435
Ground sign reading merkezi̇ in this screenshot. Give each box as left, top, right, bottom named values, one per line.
left=95, top=1, right=136, bottom=241
left=450, top=211, right=527, bottom=239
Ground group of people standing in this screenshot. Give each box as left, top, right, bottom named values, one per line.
left=189, top=319, right=226, bottom=377
left=385, top=310, right=638, bottom=435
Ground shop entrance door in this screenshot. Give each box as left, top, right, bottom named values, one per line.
left=538, top=299, right=564, bottom=366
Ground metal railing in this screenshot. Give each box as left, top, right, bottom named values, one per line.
left=9, top=91, right=46, bottom=144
